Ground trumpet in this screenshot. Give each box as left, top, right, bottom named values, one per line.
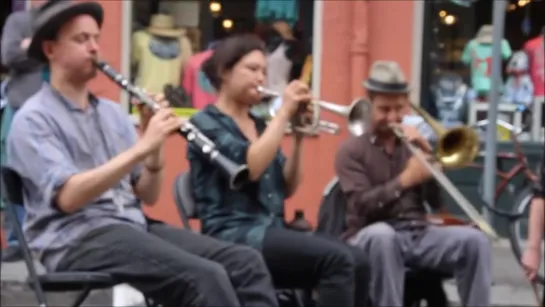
left=257, top=86, right=368, bottom=135
left=349, top=98, right=498, bottom=239
left=93, top=59, right=250, bottom=191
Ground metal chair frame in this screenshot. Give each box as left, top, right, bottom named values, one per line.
left=0, top=166, right=158, bottom=307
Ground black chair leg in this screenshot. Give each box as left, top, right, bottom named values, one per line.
left=71, top=287, right=91, bottom=307
left=145, top=296, right=161, bottom=307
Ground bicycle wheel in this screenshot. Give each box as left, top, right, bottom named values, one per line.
left=508, top=185, right=545, bottom=285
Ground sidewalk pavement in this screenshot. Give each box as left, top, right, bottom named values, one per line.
left=1, top=241, right=543, bottom=306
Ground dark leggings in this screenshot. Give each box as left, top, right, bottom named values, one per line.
left=262, top=228, right=369, bottom=307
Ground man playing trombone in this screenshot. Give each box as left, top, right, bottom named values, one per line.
left=335, top=61, right=492, bottom=307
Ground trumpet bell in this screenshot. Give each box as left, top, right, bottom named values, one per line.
left=436, top=126, right=480, bottom=169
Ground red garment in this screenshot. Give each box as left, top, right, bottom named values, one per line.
left=182, top=50, right=217, bottom=109
left=523, top=36, right=544, bottom=96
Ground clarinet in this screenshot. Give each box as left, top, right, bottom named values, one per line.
left=93, top=59, right=249, bottom=191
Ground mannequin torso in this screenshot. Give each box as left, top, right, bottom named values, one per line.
left=131, top=30, right=192, bottom=94
left=461, top=39, right=512, bottom=96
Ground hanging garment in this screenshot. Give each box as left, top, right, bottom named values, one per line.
left=255, top=0, right=299, bottom=26
left=461, top=39, right=512, bottom=95
left=182, top=50, right=217, bottom=109
left=266, top=43, right=293, bottom=94
left=131, top=30, right=192, bottom=94
left=503, top=51, right=534, bottom=106
left=523, top=35, right=544, bottom=96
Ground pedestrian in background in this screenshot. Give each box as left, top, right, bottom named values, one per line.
left=1, top=2, right=47, bottom=262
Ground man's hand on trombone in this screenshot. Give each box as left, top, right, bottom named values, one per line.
left=396, top=124, right=441, bottom=189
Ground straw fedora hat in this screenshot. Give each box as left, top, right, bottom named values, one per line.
left=28, top=0, right=103, bottom=62
left=147, top=14, right=184, bottom=38
left=362, top=61, right=410, bottom=94
left=475, top=25, right=493, bottom=44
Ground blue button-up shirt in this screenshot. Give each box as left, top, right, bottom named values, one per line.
left=7, top=84, right=146, bottom=271
left=187, top=105, right=287, bottom=250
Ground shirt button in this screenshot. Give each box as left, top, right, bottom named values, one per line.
left=267, top=193, right=273, bottom=199
left=394, top=190, right=401, bottom=198
left=264, top=173, right=270, bottom=179
left=378, top=202, right=383, bottom=208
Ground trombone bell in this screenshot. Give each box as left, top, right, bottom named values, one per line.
left=410, top=104, right=479, bottom=169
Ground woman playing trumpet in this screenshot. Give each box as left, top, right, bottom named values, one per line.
left=187, top=34, right=368, bottom=307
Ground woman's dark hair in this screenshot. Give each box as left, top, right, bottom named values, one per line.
left=201, top=34, right=266, bottom=90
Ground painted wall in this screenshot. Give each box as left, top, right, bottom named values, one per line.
left=16, top=0, right=417, bottom=230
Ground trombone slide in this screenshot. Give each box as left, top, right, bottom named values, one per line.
left=400, top=135, right=499, bottom=240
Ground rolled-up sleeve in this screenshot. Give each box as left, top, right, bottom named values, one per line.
left=6, top=111, right=79, bottom=206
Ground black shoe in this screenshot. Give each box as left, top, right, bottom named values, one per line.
left=2, top=246, right=23, bottom=262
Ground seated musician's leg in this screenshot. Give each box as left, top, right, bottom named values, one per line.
left=56, top=224, right=241, bottom=307
left=148, top=222, right=278, bottom=307
left=409, top=225, right=492, bottom=306
left=261, top=228, right=357, bottom=307
left=348, top=222, right=405, bottom=307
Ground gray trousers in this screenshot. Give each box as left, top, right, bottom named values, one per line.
left=349, top=222, right=492, bottom=307
left=57, top=222, right=279, bottom=307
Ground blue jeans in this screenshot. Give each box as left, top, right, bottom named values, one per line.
left=3, top=205, right=25, bottom=247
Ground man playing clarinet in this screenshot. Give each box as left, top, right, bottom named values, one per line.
left=5, top=2, right=278, bottom=307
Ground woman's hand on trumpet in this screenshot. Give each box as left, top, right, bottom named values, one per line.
left=279, top=80, right=313, bottom=119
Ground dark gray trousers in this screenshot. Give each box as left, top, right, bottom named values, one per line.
left=56, top=222, right=279, bottom=307
left=349, top=222, right=492, bottom=307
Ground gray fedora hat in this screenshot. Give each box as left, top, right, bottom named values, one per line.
left=362, top=61, right=410, bottom=94
left=28, top=0, right=104, bottom=62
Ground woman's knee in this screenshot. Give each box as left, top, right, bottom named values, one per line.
left=321, top=243, right=357, bottom=278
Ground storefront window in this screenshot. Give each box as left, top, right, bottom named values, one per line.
left=420, top=0, right=544, bottom=142
left=128, top=0, right=316, bottom=117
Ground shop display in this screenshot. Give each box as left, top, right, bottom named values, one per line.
left=523, top=26, right=544, bottom=97
left=182, top=50, right=217, bottom=109
left=461, top=25, right=513, bottom=98
left=263, top=21, right=305, bottom=94
left=255, top=0, right=299, bottom=27
left=131, top=14, right=193, bottom=94
left=503, top=51, right=533, bottom=107
left=432, top=72, right=472, bottom=126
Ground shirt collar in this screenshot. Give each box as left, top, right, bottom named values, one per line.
left=44, top=83, right=100, bottom=112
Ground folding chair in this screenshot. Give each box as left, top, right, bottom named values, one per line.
left=0, top=166, right=158, bottom=307
left=172, top=171, right=306, bottom=307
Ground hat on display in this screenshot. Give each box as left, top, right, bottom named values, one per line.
left=28, top=0, right=104, bottom=62
left=475, top=25, right=493, bottom=44
left=147, top=14, right=185, bottom=38
left=362, top=61, right=410, bottom=94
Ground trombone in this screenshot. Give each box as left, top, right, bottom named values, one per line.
left=351, top=97, right=498, bottom=239
left=256, top=86, right=369, bottom=136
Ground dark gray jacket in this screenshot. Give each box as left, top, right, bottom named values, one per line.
left=1, top=10, right=43, bottom=109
